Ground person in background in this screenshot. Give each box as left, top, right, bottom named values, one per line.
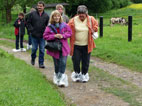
left=68, top=5, right=98, bottom=83
left=25, top=8, right=36, bottom=50
left=56, top=4, right=69, bottom=23
left=13, top=12, right=26, bottom=52
left=27, top=1, right=49, bottom=68
left=43, top=10, right=72, bottom=87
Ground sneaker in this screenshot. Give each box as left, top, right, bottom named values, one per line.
left=81, top=73, right=89, bottom=83
left=58, top=74, right=68, bottom=87
left=31, top=59, right=35, bottom=65
left=53, top=73, right=60, bottom=85
left=27, top=44, right=32, bottom=50
left=39, top=64, right=45, bottom=68
left=71, top=72, right=81, bottom=82
left=27, top=44, right=30, bottom=50
left=29, top=45, right=32, bottom=49
left=13, top=49, right=20, bottom=52
left=21, top=48, right=26, bottom=52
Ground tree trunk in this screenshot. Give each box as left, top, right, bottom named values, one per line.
left=6, top=8, right=12, bottom=23
left=1, top=10, right=6, bottom=24
left=23, top=5, right=26, bottom=13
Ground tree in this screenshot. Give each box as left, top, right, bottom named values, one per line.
left=0, top=0, right=18, bottom=23
left=61, top=0, right=130, bottom=16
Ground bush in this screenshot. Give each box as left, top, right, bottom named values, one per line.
left=131, top=0, right=142, bottom=3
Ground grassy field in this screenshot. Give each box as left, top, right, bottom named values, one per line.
left=0, top=49, right=66, bottom=106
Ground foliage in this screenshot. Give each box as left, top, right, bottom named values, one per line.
left=131, top=0, right=142, bottom=3
left=61, top=0, right=130, bottom=16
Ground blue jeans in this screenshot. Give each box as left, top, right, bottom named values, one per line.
left=31, top=36, right=45, bottom=65
left=53, top=53, right=67, bottom=74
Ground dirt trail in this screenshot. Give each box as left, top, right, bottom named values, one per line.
left=1, top=38, right=142, bottom=88
left=90, top=57, right=142, bottom=88
left=0, top=40, right=130, bottom=106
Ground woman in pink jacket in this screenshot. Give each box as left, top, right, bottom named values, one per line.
left=43, top=10, right=72, bottom=87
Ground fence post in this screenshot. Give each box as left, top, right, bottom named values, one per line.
left=100, top=16, right=103, bottom=37
left=128, top=16, right=132, bottom=42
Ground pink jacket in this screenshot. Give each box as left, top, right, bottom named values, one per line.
left=43, top=22, right=72, bottom=59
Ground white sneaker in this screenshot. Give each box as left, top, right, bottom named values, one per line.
left=12, top=49, right=20, bottom=52
left=58, top=74, right=68, bottom=87
left=29, top=45, right=32, bottom=49
left=71, top=72, right=81, bottom=82
left=81, top=73, right=89, bottom=83
left=27, top=44, right=30, bottom=50
left=27, top=44, right=32, bottom=50
left=21, top=48, right=26, bottom=52
left=53, top=73, right=60, bottom=85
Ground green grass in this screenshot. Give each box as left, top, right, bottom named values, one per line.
left=91, top=24, right=142, bottom=72
left=0, top=49, right=66, bottom=106
left=0, top=23, right=29, bottom=41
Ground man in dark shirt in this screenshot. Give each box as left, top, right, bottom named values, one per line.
left=27, top=1, right=49, bottom=68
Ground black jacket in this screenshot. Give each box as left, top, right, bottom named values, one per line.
left=14, top=18, right=25, bottom=35
left=27, top=10, right=49, bottom=38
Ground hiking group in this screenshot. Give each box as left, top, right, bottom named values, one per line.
left=13, top=1, right=98, bottom=87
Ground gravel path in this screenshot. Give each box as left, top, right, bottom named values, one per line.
left=90, top=57, right=142, bottom=88
left=0, top=42, right=130, bottom=106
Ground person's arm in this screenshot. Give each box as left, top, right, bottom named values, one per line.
left=45, top=15, right=49, bottom=26
left=91, top=16, right=98, bottom=32
left=65, top=15, right=69, bottom=23
left=13, top=19, right=20, bottom=28
left=43, top=26, right=56, bottom=41
left=61, top=24, right=72, bottom=39
left=26, top=13, right=34, bottom=32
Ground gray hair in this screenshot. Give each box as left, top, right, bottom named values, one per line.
left=77, top=5, right=88, bottom=14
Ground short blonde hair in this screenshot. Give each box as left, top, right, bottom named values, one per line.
left=49, top=10, right=63, bottom=24
left=56, top=4, right=64, bottom=10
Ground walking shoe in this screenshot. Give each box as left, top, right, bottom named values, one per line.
left=39, top=64, right=45, bottom=68
left=58, top=74, right=68, bottom=87
left=81, top=73, right=89, bottom=83
left=31, top=59, right=35, bottom=65
left=71, top=72, right=81, bottom=82
left=13, top=49, right=20, bottom=52
left=53, top=73, right=60, bottom=85
left=21, top=48, right=26, bottom=52
left=27, top=44, right=32, bottom=50
left=29, top=45, right=32, bottom=49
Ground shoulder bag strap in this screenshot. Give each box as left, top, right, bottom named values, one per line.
left=49, top=25, right=57, bottom=34
left=89, top=16, right=94, bottom=33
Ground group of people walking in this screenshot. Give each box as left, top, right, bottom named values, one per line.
left=13, top=1, right=98, bottom=87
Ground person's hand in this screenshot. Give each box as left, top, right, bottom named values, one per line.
left=55, top=34, right=63, bottom=39
left=18, top=20, right=21, bottom=24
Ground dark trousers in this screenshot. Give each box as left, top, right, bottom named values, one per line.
left=28, top=35, right=32, bottom=45
left=53, top=52, right=67, bottom=74
left=72, top=45, right=91, bottom=75
left=31, top=36, right=45, bottom=65
left=28, top=33, right=32, bottom=45
left=15, top=34, right=24, bottom=49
